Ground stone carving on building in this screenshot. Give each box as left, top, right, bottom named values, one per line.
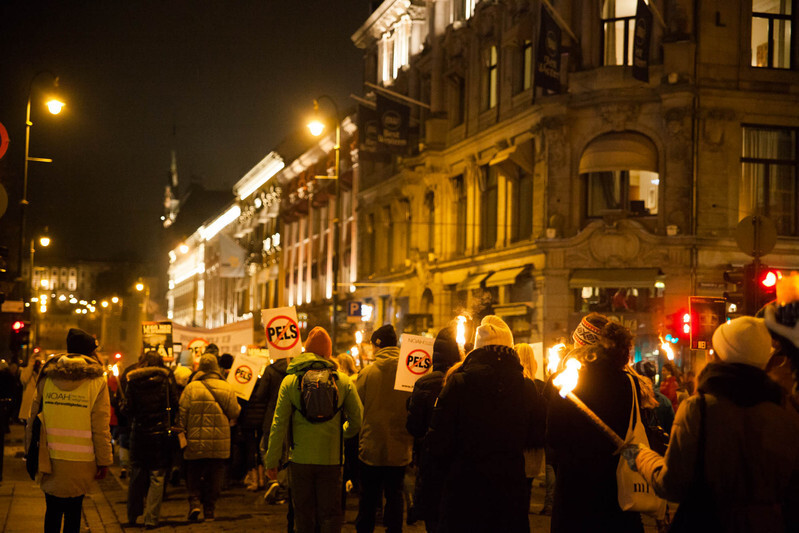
left=701, top=108, right=736, bottom=152
left=599, top=103, right=641, bottom=131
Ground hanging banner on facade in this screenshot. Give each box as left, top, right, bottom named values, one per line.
left=690, top=297, right=726, bottom=350
left=632, top=0, right=653, bottom=82
left=376, top=94, right=410, bottom=154
left=142, top=321, right=174, bottom=362
left=227, top=353, right=265, bottom=400
left=534, top=5, right=561, bottom=93
left=358, top=104, right=382, bottom=159
left=261, top=306, right=302, bottom=359
left=171, top=318, right=255, bottom=364
left=219, top=233, right=247, bottom=278
left=394, top=333, right=435, bottom=392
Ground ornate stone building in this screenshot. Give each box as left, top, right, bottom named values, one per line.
left=350, top=0, right=799, bottom=365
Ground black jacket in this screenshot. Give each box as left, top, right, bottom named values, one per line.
left=546, top=362, right=644, bottom=533
left=427, top=345, right=546, bottom=533
left=255, top=358, right=289, bottom=433
left=125, top=366, right=179, bottom=469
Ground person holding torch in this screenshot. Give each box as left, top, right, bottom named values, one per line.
left=546, top=313, right=646, bottom=533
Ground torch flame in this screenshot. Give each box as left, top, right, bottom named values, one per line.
left=111, top=364, right=119, bottom=377
left=455, top=315, right=467, bottom=347
left=547, top=343, right=566, bottom=374
left=553, top=358, right=582, bottom=398
left=660, top=337, right=675, bottom=361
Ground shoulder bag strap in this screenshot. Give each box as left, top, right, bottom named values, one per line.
left=164, top=376, right=172, bottom=436
left=200, top=379, right=230, bottom=417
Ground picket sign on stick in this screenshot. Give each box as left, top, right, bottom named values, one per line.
left=394, top=334, right=435, bottom=392
left=227, top=354, right=263, bottom=401
left=261, top=306, right=302, bottom=359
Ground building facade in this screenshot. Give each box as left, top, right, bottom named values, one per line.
left=350, top=0, right=799, bottom=367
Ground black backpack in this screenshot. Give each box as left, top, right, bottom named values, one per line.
left=298, top=364, right=341, bottom=423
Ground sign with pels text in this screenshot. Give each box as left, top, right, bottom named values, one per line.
left=394, top=333, right=435, bottom=392
left=261, top=306, right=302, bottom=359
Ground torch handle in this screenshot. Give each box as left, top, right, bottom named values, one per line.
left=566, top=392, right=626, bottom=449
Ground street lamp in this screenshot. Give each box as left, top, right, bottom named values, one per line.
left=18, top=71, right=64, bottom=279
left=29, top=229, right=51, bottom=361
left=135, top=279, right=150, bottom=321
left=308, top=96, right=341, bottom=351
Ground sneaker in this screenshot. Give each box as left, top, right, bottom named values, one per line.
left=263, top=481, right=280, bottom=502
left=188, top=508, right=201, bottom=521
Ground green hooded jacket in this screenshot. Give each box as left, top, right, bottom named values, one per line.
left=264, top=353, right=363, bottom=467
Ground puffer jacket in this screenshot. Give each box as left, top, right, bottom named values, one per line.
left=264, top=353, right=362, bottom=468
left=356, top=346, right=413, bottom=467
left=25, top=354, right=113, bottom=498
left=179, top=370, right=240, bottom=460
left=636, top=363, right=799, bottom=533
left=125, top=366, right=179, bottom=469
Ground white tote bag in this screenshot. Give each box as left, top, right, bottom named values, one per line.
left=616, top=373, right=667, bottom=518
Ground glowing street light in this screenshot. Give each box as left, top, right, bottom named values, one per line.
left=46, top=99, right=65, bottom=114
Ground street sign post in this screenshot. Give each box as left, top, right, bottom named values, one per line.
left=347, top=301, right=362, bottom=323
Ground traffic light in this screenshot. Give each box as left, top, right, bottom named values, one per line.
left=723, top=266, right=745, bottom=316
left=663, top=310, right=688, bottom=346
left=751, top=263, right=780, bottom=312
left=9, top=320, right=31, bottom=355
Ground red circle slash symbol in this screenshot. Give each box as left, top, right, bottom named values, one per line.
left=406, top=349, right=432, bottom=375
left=266, top=315, right=300, bottom=351
left=235, top=365, right=253, bottom=384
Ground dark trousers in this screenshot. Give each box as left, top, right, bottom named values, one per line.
left=288, top=462, right=343, bottom=533
left=44, top=493, right=84, bottom=533
left=185, top=458, right=226, bottom=514
left=356, top=463, right=406, bottom=533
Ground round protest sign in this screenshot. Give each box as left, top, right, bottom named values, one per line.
left=188, top=338, right=209, bottom=358
left=266, top=315, right=300, bottom=351
left=234, top=364, right=254, bottom=384
left=406, top=349, right=432, bottom=375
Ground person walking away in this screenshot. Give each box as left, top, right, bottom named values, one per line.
left=625, top=316, right=799, bottom=532
left=124, top=351, right=179, bottom=528
left=546, top=313, right=644, bottom=533
left=426, top=315, right=545, bottom=533
left=116, top=351, right=147, bottom=479
left=237, top=369, right=269, bottom=491
left=0, top=361, right=16, bottom=483
left=179, top=353, right=241, bottom=522
left=354, top=324, right=414, bottom=533
left=25, top=328, right=113, bottom=533
left=264, top=327, right=363, bottom=533
left=515, top=343, right=546, bottom=512
left=405, top=325, right=460, bottom=532
left=659, top=361, right=681, bottom=412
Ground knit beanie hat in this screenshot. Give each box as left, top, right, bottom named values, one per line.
left=711, top=316, right=773, bottom=369
left=474, top=315, right=514, bottom=349
left=173, top=365, right=192, bottom=387
left=572, top=315, right=606, bottom=347
left=371, top=324, right=398, bottom=348
left=433, top=326, right=460, bottom=372
left=305, top=326, right=332, bottom=358
left=204, top=343, right=220, bottom=356
left=198, top=353, right=221, bottom=374
left=67, top=328, right=98, bottom=356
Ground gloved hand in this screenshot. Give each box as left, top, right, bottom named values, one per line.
left=621, top=444, right=642, bottom=471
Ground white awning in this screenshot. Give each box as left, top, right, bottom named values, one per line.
left=456, top=272, right=490, bottom=291
left=579, top=132, right=658, bottom=174
left=484, top=266, right=528, bottom=287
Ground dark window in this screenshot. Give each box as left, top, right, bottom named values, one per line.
left=384, top=206, right=394, bottom=271
left=451, top=76, right=466, bottom=126
left=512, top=172, right=534, bottom=242
left=367, top=214, right=376, bottom=275
left=601, top=0, right=637, bottom=66
left=585, top=170, right=659, bottom=217
left=741, top=125, right=799, bottom=235
left=480, top=166, right=498, bottom=250
left=482, top=46, right=498, bottom=110
left=574, top=286, right=663, bottom=313
left=452, top=175, right=467, bottom=254
left=425, top=191, right=435, bottom=253
left=752, top=0, right=793, bottom=68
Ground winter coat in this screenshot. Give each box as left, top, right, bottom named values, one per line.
left=264, top=353, right=362, bottom=468
left=427, top=345, right=546, bottom=533
left=178, top=370, right=240, bottom=460
left=356, top=346, right=413, bottom=467
left=546, top=362, right=644, bottom=533
left=636, top=363, right=799, bottom=533
left=18, top=360, right=42, bottom=420
left=255, top=357, right=289, bottom=434
left=25, top=354, right=113, bottom=498
left=238, top=375, right=268, bottom=430
left=660, top=375, right=679, bottom=412
left=125, top=366, right=179, bottom=469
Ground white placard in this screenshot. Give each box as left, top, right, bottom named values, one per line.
left=531, top=342, right=545, bottom=381
left=394, top=333, right=435, bottom=392
left=227, top=354, right=264, bottom=400
left=261, top=306, right=302, bottom=359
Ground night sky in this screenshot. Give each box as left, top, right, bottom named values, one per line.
left=0, top=1, right=368, bottom=263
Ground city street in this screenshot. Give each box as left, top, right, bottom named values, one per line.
left=2, top=423, right=597, bottom=533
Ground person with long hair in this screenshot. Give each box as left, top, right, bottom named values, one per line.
left=514, top=343, right=545, bottom=513
left=546, top=313, right=644, bottom=533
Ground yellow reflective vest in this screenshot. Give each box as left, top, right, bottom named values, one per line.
left=42, top=379, right=96, bottom=462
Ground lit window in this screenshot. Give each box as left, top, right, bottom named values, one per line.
left=601, top=0, right=638, bottom=66
left=515, top=40, right=533, bottom=94
left=454, top=0, right=477, bottom=21
left=483, top=45, right=498, bottom=110
left=741, top=125, right=798, bottom=235
left=752, top=0, right=792, bottom=68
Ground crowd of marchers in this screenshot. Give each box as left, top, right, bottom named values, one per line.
left=4, top=304, right=799, bottom=533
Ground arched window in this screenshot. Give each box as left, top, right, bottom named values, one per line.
left=580, top=132, right=659, bottom=218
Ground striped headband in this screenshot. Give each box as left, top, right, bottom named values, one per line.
left=573, top=316, right=603, bottom=347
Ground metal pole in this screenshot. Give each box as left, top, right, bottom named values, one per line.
left=29, top=239, right=35, bottom=360
left=18, top=97, right=32, bottom=280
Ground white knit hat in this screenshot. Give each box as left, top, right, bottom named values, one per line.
left=474, top=315, right=514, bottom=349
left=711, top=316, right=773, bottom=369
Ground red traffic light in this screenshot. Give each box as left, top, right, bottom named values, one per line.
left=12, top=320, right=24, bottom=331
left=761, top=269, right=781, bottom=288
left=114, top=353, right=122, bottom=360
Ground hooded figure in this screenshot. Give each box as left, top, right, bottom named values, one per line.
left=427, top=315, right=545, bottom=533
left=405, top=325, right=461, bottom=531
left=25, top=351, right=113, bottom=533
left=628, top=316, right=799, bottom=533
